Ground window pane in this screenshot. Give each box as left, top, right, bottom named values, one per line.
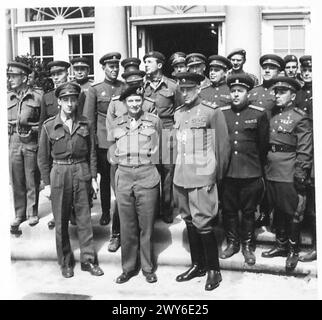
left=274, top=49, right=288, bottom=57
left=43, top=57, right=53, bottom=66
left=69, top=35, right=80, bottom=54
left=290, top=26, right=305, bottom=49
left=30, top=37, right=40, bottom=56
left=42, top=37, right=53, bottom=55
left=82, top=34, right=93, bottom=53
left=274, top=26, right=288, bottom=49
left=290, top=49, right=305, bottom=58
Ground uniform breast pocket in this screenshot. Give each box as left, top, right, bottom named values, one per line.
left=75, top=128, right=90, bottom=154
left=7, top=101, right=17, bottom=121
left=139, top=127, right=155, bottom=141
left=21, top=101, right=40, bottom=124
left=158, top=90, right=174, bottom=108
left=97, top=97, right=111, bottom=113
left=52, top=133, right=67, bottom=155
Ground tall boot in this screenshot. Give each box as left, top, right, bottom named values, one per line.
left=255, top=193, right=270, bottom=228
left=200, top=231, right=222, bottom=291
left=241, top=214, right=256, bottom=265
left=299, top=215, right=317, bottom=262
left=286, top=221, right=300, bottom=272
left=262, top=228, right=288, bottom=258
left=220, top=215, right=240, bottom=259
left=176, top=223, right=206, bottom=282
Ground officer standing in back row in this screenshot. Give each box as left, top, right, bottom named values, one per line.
left=186, top=53, right=212, bottom=89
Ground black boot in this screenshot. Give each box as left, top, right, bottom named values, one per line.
left=255, top=211, right=270, bottom=228
left=262, top=229, right=288, bottom=258
left=200, top=231, right=222, bottom=291
left=286, top=222, right=300, bottom=272
left=241, top=214, right=256, bottom=265
left=176, top=223, right=206, bottom=282
left=299, top=215, right=317, bottom=262
left=220, top=215, right=240, bottom=259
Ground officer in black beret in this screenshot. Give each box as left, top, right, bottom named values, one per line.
left=8, top=61, right=42, bottom=234
left=38, top=82, right=104, bottom=278
left=219, top=74, right=269, bottom=265
left=284, top=55, right=298, bottom=79
left=261, top=76, right=313, bottom=272
left=199, top=55, right=232, bottom=107
left=107, top=84, right=161, bottom=284
left=249, top=54, right=285, bottom=228
left=227, top=48, right=259, bottom=86
left=83, top=52, right=125, bottom=242
left=186, top=53, right=211, bottom=89
left=173, top=72, right=230, bottom=291
left=143, top=50, right=182, bottom=223
left=169, top=52, right=187, bottom=77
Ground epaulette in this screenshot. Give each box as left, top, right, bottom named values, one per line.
left=201, top=100, right=218, bottom=109
left=253, top=84, right=261, bottom=88
left=144, top=96, right=155, bottom=103
left=175, top=104, right=186, bottom=112
left=143, top=112, right=159, bottom=121
left=294, top=107, right=306, bottom=117
left=43, top=115, right=56, bottom=125
left=91, top=81, right=102, bottom=87
left=220, top=105, right=231, bottom=111
left=249, top=105, right=265, bottom=112
left=112, top=95, right=120, bottom=101
left=200, top=84, right=211, bottom=90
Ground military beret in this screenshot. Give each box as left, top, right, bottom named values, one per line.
left=175, top=72, right=205, bottom=87
left=284, top=54, right=298, bottom=65
left=208, top=55, right=232, bottom=70
left=70, top=57, right=90, bottom=68
left=260, top=54, right=285, bottom=70
left=47, top=60, right=70, bottom=74
left=99, top=52, right=121, bottom=65
left=186, top=53, right=207, bottom=67
left=121, top=57, right=141, bottom=72
left=169, top=52, right=186, bottom=67
left=55, top=82, right=81, bottom=98
left=226, top=73, right=255, bottom=91
left=143, top=51, right=165, bottom=63
left=119, top=84, right=144, bottom=101
left=270, top=76, right=301, bottom=92
left=299, top=55, right=312, bottom=67
left=227, top=48, right=246, bottom=60
left=121, top=70, right=146, bottom=83
left=7, top=61, right=32, bottom=75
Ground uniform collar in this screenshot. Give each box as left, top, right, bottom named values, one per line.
left=211, top=79, right=226, bottom=87
left=145, top=75, right=167, bottom=90
left=9, top=86, right=34, bottom=100
left=54, top=112, right=87, bottom=130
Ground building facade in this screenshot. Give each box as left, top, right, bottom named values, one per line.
left=6, top=5, right=311, bottom=80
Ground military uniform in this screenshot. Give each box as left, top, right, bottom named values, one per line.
left=261, top=77, right=313, bottom=271
left=173, top=72, right=230, bottom=291
left=83, top=53, right=125, bottom=224
left=219, top=74, right=269, bottom=264
left=37, top=82, right=103, bottom=277
left=107, top=94, right=161, bottom=279
left=8, top=62, right=42, bottom=228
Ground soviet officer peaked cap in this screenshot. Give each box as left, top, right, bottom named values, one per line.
left=208, top=55, right=232, bottom=70
left=55, top=82, right=81, bottom=98
left=260, top=54, right=285, bottom=70
left=175, top=72, right=205, bottom=88
left=299, top=55, right=312, bottom=67
left=119, top=84, right=144, bottom=101
left=169, top=52, right=186, bottom=67
left=226, top=73, right=255, bottom=91
left=70, top=57, right=90, bottom=68
left=186, top=53, right=207, bottom=67
left=270, top=76, right=301, bottom=92
left=121, top=70, right=146, bottom=82
left=7, top=61, right=32, bottom=75
left=121, top=57, right=141, bottom=71
left=47, top=60, right=70, bottom=74
left=227, top=48, right=246, bottom=60
left=99, top=52, right=121, bottom=65
left=284, top=54, right=298, bottom=65
left=143, top=51, right=166, bottom=63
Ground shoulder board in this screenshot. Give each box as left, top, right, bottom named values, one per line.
left=91, top=81, right=103, bottom=87
left=201, top=100, right=218, bottom=109
left=143, top=112, right=158, bottom=120
left=200, top=84, right=211, bottom=90
left=144, top=96, right=155, bottom=103
left=43, top=115, right=56, bottom=125
left=249, top=105, right=265, bottom=112
left=175, top=104, right=186, bottom=112
left=294, top=107, right=306, bottom=117
left=112, top=95, right=120, bottom=101
left=220, top=105, right=231, bottom=111
left=253, top=84, right=261, bottom=88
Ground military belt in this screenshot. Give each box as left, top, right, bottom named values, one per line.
left=269, top=144, right=296, bottom=153
left=53, top=158, right=87, bottom=165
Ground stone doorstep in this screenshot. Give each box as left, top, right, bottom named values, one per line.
left=11, top=213, right=317, bottom=278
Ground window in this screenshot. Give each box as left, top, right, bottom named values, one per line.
left=69, top=34, right=94, bottom=79
left=30, top=36, right=53, bottom=65
left=273, top=25, right=305, bottom=58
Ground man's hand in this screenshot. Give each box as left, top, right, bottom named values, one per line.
left=42, top=185, right=51, bottom=199
left=91, top=178, right=99, bottom=198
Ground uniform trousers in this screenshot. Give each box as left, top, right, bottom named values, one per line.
left=50, top=162, right=96, bottom=268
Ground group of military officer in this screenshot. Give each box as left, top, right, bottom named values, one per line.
left=7, top=46, right=314, bottom=290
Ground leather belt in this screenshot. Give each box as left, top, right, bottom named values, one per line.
left=53, top=158, right=87, bottom=165
left=270, top=144, right=296, bottom=153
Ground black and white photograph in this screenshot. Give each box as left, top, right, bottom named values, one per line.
left=1, top=0, right=321, bottom=302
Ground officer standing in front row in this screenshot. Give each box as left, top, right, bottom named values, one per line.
left=173, top=72, right=231, bottom=291
left=38, top=82, right=104, bottom=278
left=261, top=76, right=313, bottom=272
left=107, top=85, right=161, bottom=284
left=8, top=61, right=42, bottom=233
left=220, top=74, right=269, bottom=265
